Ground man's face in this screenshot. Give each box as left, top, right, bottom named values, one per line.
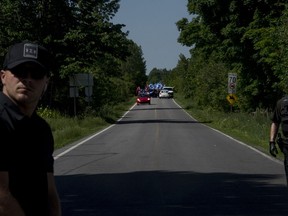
left=0, top=63, right=49, bottom=107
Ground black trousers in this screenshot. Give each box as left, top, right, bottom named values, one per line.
left=282, top=145, right=288, bottom=185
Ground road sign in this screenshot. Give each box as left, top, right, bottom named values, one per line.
left=226, top=94, right=238, bottom=105
left=69, top=73, right=94, bottom=87
left=228, top=73, right=237, bottom=94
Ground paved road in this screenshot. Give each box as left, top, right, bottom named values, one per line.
left=54, top=98, right=288, bottom=216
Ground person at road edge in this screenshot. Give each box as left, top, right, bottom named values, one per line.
left=270, top=95, right=288, bottom=186
left=0, top=41, right=61, bottom=215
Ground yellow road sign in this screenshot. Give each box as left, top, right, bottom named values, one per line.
left=226, top=94, right=238, bottom=105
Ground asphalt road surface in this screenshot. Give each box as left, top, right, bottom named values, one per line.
left=54, top=98, right=288, bottom=216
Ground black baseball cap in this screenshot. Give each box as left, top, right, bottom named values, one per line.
left=3, top=41, right=52, bottom=73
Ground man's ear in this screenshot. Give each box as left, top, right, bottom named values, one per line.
left=0, top=70, right=6, bottom=85
left=0, top=70, right=4, bottom=88
left=43, top=83, right=48, bottom=92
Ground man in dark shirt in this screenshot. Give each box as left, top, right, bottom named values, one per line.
left=0, top=41, right=61, bottom=215
left=270, top=95, right=288, bottom=186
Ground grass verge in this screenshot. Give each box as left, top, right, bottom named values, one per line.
left=41, top=97, right=136, bottom=149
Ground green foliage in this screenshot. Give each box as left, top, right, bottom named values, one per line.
left=271, top=9, right=288, bottom=95
left=37, top=106, right=62, bottom=119
left=57, top=0, right=130, bottom=79
left=2, top=0, right=288, bottom=116
left=44, top=96, right=135, bottom=149
left=121, top=41, right=147, bottom=88
left=48, top=115, right=108, bottom=149
left=174, top=0, right=288, bottom=112
left=0, top=0, right=146, bottom=117
left=147, top=68, right=173, bottom=89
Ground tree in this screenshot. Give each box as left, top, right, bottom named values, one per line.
left=0, top=0, right=134, bottom=115
left=176, top=0, right=288, bottom=111
left=121, top=41, right=147, bottom=89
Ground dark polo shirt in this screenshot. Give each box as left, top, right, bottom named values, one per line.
left=0, top=92, right=54, bottom=216
left=271, top=95, right=288, bottom=140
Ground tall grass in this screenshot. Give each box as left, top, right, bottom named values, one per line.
left=48, top=116, right=108, bottom=149
left=37, top=97, right=135, bottom=149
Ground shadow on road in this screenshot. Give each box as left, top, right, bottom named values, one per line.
left=116, top=119, right=212, bottom=124
left=131, top=106, right=182, bottom=111
left=56, top=171, right=288, bottom=216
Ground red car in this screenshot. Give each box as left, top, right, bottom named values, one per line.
left=136, top=93, right=151, bottom=105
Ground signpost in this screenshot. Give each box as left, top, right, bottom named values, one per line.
left=69, top=73, right=94, bottom=116
left=228, top=73, right=237, bottom=94
left=226, top=94, right=238, bottom=105
left=227, top=73, right=237, bottom=111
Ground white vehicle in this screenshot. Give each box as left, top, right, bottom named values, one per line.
left=159, top=89, right=170, bottom=98
left=162, top=86, right=174, bottom=98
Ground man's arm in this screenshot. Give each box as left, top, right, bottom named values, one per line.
left=0, top=171, right=25, bottom=216
left=269, top=122, right=280, bottom=156
left=270, top=122, right=280, bottom=142
left=47, top=173, right=61, bottom=216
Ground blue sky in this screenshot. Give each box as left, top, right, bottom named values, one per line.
left=113, top=0, right=192, bottom=74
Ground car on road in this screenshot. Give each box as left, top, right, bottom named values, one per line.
left=162, top=86, right=174, bottom=98
left=136, top=93, right=151, bottom=105
left=158, top=90, right=170, bottom=98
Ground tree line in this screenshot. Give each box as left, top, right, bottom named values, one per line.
left=0, top=0, right=147, bottom=117
left=2, top=0, right=286, bottom=115
left=158, top=0, right=288, bottom=113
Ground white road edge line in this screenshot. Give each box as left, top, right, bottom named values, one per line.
left=172, top=99, right=282, bottom=165
left=54, top=103, right=137, bottom=160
